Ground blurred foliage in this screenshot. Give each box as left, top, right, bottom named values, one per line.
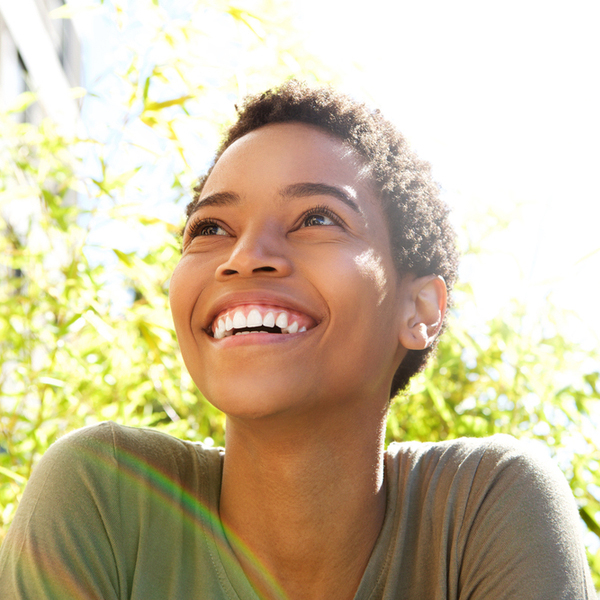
left=1, top=0, right=599, bottom=590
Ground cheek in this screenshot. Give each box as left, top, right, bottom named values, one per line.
left=317, top=247, right=398, bottom=332
left=353, top=248, right=390, bottom=307
left=169, top=259, right=201, bottom=332
left=337, top=249, right=401, bottom=359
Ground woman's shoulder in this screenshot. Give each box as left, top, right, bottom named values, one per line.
left=15, top=422, right=223, bottom=535
left=384, top=435, right=594, bottom=596
left=50, top=421, right=222, bottom=459
left=386, top=433, right=578, bottom=514
left=387, top=433, right=560, bottom=478
left=36, top=421, right=224, bottom=496
left=1, top=425, right=225, bottom=597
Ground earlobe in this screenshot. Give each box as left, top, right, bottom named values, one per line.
left=399, top=275, right=447, bottom=350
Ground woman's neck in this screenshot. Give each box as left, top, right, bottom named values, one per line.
left=219, top=403, right=388, bottom=600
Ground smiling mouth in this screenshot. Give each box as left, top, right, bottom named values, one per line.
left=210, top=305, right=313, bottom=339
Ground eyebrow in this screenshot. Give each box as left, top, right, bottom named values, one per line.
left=188, top=182, right=361, bottom=220
left=190, top=191, right=241, bottom=213
left=279, top=183, right=361, bottom=213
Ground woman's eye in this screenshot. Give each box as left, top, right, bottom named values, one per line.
left=188, top=219, right=228, bottom=238
left=303, top=214, right=334, bottom=227
left=200, top=224, right=227, bottom=236
left=300, top=208, right=340, bottom=228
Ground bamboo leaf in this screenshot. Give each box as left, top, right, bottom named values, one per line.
left=0, top=466, right=27, bottom=484
left=144, top=96, right=193, bottom=112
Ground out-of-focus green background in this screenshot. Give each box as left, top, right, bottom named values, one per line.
left=1, top=0, right=598, bottom=588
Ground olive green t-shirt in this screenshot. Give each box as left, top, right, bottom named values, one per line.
left=0, top=422, right=594, bottom=599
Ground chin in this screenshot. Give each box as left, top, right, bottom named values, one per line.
left=196, top=376, right=312, bottom=421
left=204, top=394, right=299, bottom=422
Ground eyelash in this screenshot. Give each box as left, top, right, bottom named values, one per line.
left=185, top=204, right=345, bottom=239
left=186, top=218, right=224, bottom=238
left=300, top=205, right=344, bottom=228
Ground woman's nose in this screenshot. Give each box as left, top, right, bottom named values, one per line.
left=215, top=227, right=293, bottom=280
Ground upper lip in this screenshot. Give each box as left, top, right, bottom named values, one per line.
left=200, top=289, right=324, bottom=333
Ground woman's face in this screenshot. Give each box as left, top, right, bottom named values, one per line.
left=170, top=123, right=409, bottom=420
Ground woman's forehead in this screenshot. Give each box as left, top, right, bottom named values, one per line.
left=201, top=122, right=376, bottom=204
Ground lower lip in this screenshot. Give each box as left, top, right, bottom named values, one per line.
left=208, top=329, right=311, bottom=347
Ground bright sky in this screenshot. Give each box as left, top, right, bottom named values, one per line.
left=293, top=0, right=600, bottom=347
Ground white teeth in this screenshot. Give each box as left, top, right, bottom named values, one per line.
left=213, top=319, right=226, bottom=339
left=213, top=308, right=309, bottom=339
left=282, top=321, right=298, bottom=333
left=275, top=312, right=288, bottom=329
left=232, top=311, right=246, bottom=329
left=247, top=309, right=262, bottom=328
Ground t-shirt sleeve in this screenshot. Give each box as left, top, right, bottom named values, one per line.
left=0, top=422, right=123, bottom=600
left=458, top=435, right=595, bottom=599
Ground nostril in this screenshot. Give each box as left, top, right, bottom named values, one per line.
left=222, top=269, right=238, bottom=276
left=254, top=266, right=276, bottom=273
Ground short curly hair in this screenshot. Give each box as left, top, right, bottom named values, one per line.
left=186, top=80, right=459, bottom=397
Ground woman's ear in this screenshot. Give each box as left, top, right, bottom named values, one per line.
left=398, top=275, right=447, bottom=350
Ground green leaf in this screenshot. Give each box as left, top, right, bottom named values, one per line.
left=580, top=506, right=600, bottom=539
left=144, top=96, right=193, bottom=112
left=6, top=92, right=37, bottom=114
left=143, top=77, right=151, bottom=104
left=0, top=466, right=27, bottom=484
left=113, top=249, right=135, bottom=267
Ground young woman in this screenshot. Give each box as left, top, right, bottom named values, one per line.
left=0, top=81, right=594, bottom=599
